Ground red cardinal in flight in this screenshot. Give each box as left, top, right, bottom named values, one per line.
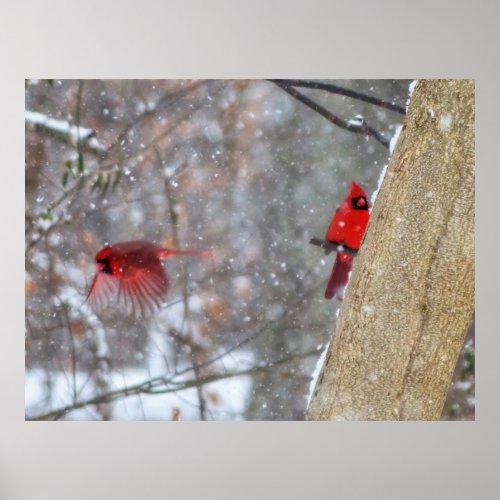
left=324, top=181, right=371, bottom=300
left=86, top=240, right=211, bottom=318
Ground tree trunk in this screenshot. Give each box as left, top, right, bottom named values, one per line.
left=307, top=80, right=475, bottom=421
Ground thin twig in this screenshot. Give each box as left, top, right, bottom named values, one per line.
left=26, top=83, right=212, bottom=255
left=272, top=81, right=390, bottom=149
left=26, top=349, right=319, bottom=421
left=105, top=80, right=206, bottom=154
left=269, top=79, right=406, bottom=115
left=156, top=147, right=208, bottom=420
left=63, top=306, right=78, bottom=404
left=74, top=80, right=85, bottom=153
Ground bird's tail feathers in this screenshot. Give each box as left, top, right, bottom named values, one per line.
left=325, top=254, right=352, bottom=300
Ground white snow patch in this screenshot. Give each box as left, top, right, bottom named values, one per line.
left=306, top=343, right=330, bottom=407
left=439, top=113, right=452, bottom=131
left=408, top=80, right=418, bottom=96
left=25, top=110, right=106, bottom=153
left=26, top=348, right=254, bottom=420
left=407, top=80, right=418, bottom=110
left=36, top=213, right=59, bottom=231
left=371, top=122, right=404, bottom=206
left=347, top=115, right=365, bottom=128
left=371, top=162, right=388, bottom=205
left=361, top=304, right=374, bottom=316
left=389, top=123, right=403, bottom=155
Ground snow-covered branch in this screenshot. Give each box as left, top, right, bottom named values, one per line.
left=25, top=110, right=107, bottom=157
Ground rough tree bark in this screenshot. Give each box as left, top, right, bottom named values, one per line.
left=307, top=80, right=475, bottom=421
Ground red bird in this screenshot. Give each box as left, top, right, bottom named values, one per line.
left=324, top=181, right=370, bottom=300
left=86, top=240, right=211, bottom=318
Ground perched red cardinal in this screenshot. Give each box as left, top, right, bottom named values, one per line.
left=86, top=240, right=211, bottom=318
left=324, top=181, right=370, bottom=300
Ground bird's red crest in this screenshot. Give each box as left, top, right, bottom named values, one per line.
left=348, top=181, right=368, bottom=200
left=95, top=245, right=112, bottom=261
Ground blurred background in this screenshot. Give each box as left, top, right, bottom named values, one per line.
left=25, top=79, right=474, bottom=420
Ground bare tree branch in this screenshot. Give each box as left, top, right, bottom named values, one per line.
left=269, top=79, right=406, bottom=115
left=26, top=349, right=319, bottom=421
left=105, top=80, right=207, bottom=154
left=271, top=81, right=390, bottom=149
left=157, top=147, right=208, bottom=420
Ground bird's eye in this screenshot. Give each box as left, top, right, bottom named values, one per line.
left=96, top=258, right=112, bottom=274
left=352, top=196, right=369, bottom=210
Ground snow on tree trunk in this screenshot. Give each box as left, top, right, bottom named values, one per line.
left=307, top=80, right=475, bottom=421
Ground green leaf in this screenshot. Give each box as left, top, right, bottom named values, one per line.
left=91, top=173, right=103, bottom=191
left=464, top=351, right=474, bottom=364
left=112, top=169, right=122, bottom=192
left=41, top=209, right=53, bottom=221
left=46, top=79, right=54, bottom=87
left=102, top=173, right=111, bottom=196
left=77, top=151, right=85, bottom=175
left=64, top=159, right=76, bottom=179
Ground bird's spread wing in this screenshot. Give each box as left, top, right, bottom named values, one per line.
left=86, top=272, right=120, bottom=314
left=117, top=261, right=168, bottom=318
